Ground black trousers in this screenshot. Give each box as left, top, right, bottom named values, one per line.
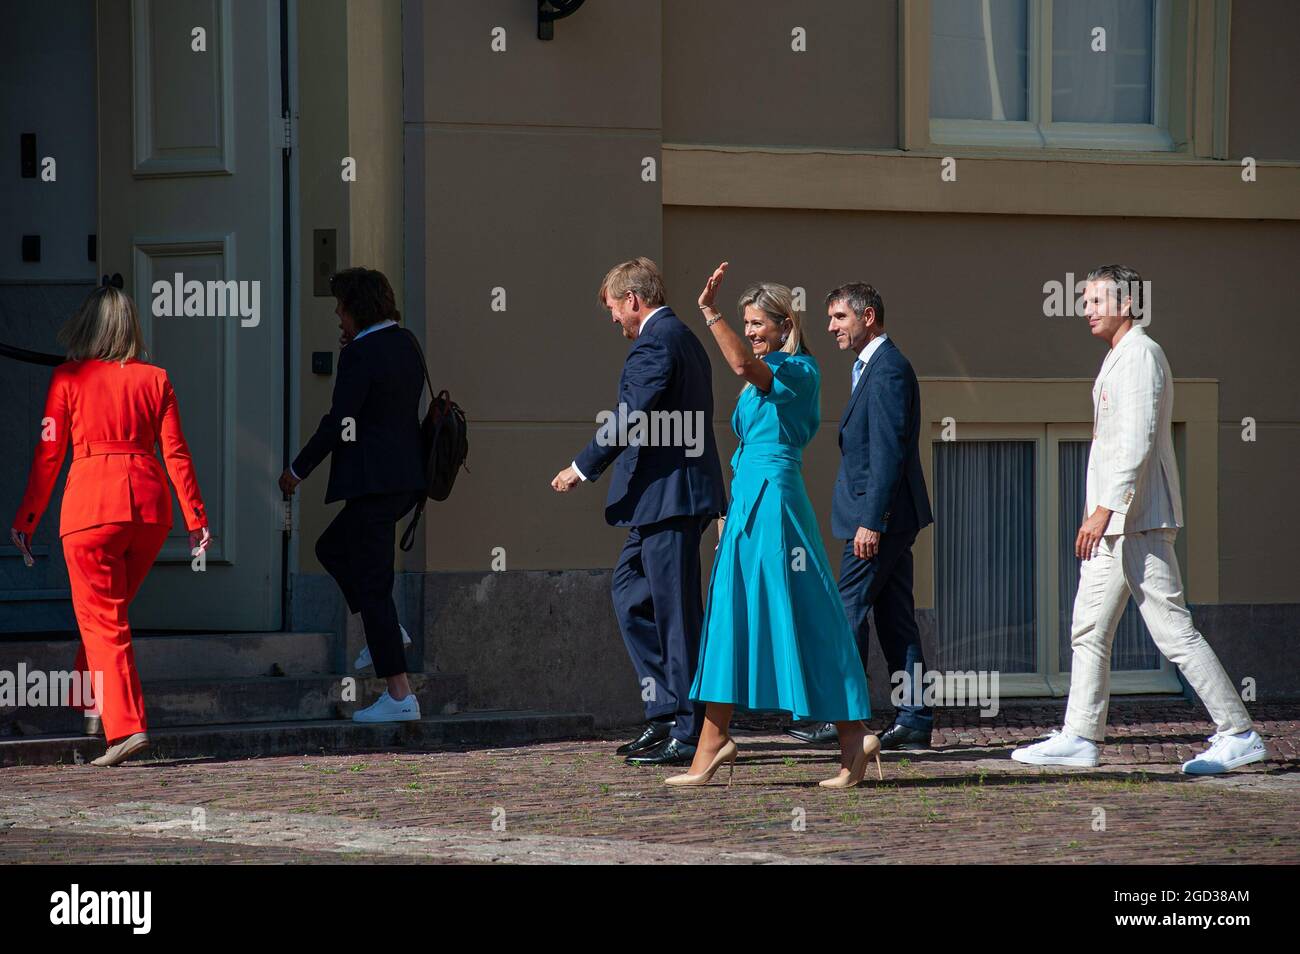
left=838, top=529, right=933, bottom=732
left=611, top=513, right=711, bottom=744
left=316, top=490, right=422, bottom=678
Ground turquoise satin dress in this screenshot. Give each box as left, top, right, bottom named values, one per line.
left=690, top=350, right=871, bottom=722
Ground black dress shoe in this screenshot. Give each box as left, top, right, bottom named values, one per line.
left=785, top=720, right=839, bottom=744
left=624, top=736, right=697, bottom=767
left=878, top=723, right=933, bottom=751
left=616, top=720, right=674, bottom=756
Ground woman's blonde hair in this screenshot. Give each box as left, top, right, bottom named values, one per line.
left=59, top=286, right=148, bottom=364
left=737, top=282, right=809, bottom=393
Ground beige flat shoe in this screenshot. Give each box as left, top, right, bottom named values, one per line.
left=90, top=732, right=149, bottom=767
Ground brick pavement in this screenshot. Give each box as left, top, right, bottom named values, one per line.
left=1, top=701, right=1296, bottom=864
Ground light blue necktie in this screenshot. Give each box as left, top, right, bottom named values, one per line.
left=851, top=358, right=865, bottom=393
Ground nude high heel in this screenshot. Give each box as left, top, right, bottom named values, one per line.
left=664, top=738, right=738, bottom=786
left=819, top=734, right=883, bottom=789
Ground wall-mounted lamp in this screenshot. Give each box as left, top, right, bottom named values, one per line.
left=538, top=0, right=585, bottom=40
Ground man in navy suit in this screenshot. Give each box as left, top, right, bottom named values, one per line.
left=552, top=258, right=726, bottom=767
left=788, top=283, right=936, bottom=749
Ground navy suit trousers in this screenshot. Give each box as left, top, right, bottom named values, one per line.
left=838, top=530, right=933, bottom=731
left=611, top=513, right=711, bottom=743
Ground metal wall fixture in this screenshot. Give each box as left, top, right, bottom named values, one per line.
left=538, top=0, right=585, bottom=40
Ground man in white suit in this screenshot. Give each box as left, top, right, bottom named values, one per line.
left=1013, top=264, right=1265, bottom=775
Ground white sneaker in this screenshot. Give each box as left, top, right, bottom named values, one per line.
left=352, top=690, right=421, bottom=724
left=1011, top=729, right=1099, bottom=767
left=1180, top=731, right=1266, bottom=775
left=355, top=624, right=412, bottom=672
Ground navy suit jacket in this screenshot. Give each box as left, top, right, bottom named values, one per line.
left=832, top=337, right=933, bottom=540
left=574, top=308, right=726, bottom=528
left=292, top=324, right=427, bottom=504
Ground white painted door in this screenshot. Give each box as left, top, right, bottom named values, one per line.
left=97, top=0, right=284, bottom=630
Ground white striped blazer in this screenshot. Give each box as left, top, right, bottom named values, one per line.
left=1085, top=325, right=1184, bottom=535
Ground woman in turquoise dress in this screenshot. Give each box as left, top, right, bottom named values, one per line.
left=666, top=263, right=881, bottom=789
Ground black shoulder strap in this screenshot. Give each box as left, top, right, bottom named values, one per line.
left=402, top=327, right=434, bottom=399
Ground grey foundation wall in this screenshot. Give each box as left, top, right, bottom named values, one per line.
left=413, top=570, right=1299, bottom=726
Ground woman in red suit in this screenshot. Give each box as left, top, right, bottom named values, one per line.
left=10, top=279, right=209, bottom=766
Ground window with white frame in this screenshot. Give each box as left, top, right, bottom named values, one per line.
left=932, top=425, right=1183, bottom=697
left=1056, top=440, right=1160, bottom=672
left=933, top=438, right=1038, bottom=675
left=930, top=0, right=1173, bottom=151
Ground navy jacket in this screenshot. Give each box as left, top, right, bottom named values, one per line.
left=293, top=324, right=427, bottom=504
left=832, top=337, right=933, bottom=540
left=575, top=308, right=726, bottom=527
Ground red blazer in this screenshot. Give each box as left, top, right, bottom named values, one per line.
left=14, top=359, right=207, bottom=539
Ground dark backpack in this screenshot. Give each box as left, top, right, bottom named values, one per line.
left=400, top=329, right=469, bottom=551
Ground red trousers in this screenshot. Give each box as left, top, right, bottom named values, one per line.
left=63, top=522, right=170, bottom=742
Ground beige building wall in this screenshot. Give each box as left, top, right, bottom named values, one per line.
left=1228, top=0, right=1300, bottom=160
left=403, top=0, right=665, bottom=572
left=354, top=1, right=1299, bottom=609
left=663, top=207, right=1300, bottom=606
left=661, top=0, right=898, bottom=149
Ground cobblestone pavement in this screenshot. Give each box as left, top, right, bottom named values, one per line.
left=2, top=702, right=1296, bottom=865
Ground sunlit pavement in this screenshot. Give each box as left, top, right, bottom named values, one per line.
left=2, top=701, right=1296, bottom=865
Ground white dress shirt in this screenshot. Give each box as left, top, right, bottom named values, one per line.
left=353, top=319, right=397, bottom=341
left=572, top=306, right=670, bottom=481
left=852, top=333, right=888, bottom=392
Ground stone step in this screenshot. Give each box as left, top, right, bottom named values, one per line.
left=0, top=672, right=469, bottom=736
left=0, top=631, right=337, bottom=680
left=0, top=710, right=597, bottom=766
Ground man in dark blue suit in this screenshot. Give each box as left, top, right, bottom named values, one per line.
left=788, top=283, right=936, bottom=749
left=552, top=258, right=726, bottom=767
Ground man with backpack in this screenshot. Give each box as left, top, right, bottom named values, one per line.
left=280, top=267, right=426, bottom=723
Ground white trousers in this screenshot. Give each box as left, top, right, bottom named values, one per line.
left=1062, top=528, right=1252, bottom=742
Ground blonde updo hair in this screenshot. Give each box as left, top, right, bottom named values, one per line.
left=737, top=282, right=809, bottom=393
left=59, top=285, right=148, bottom=364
